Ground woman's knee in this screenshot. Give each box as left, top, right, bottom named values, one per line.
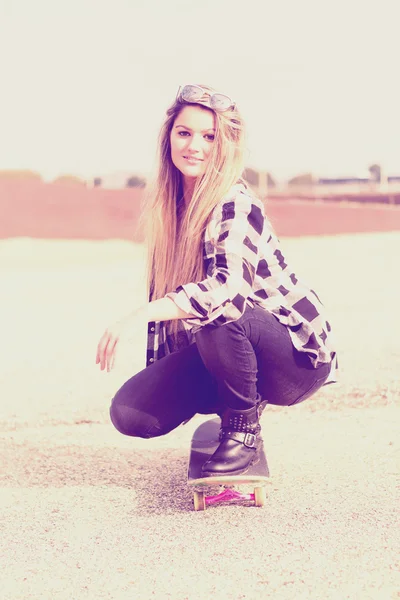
left=109, top=400, right=163, bottom=439
left=196, top=320, right=240, bottom=359
left=195, top=318, right=255, bottom=374
left=196, top=318, right=239, bottom=343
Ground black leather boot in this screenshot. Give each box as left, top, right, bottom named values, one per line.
left=201, top=398, right=265, bottom=477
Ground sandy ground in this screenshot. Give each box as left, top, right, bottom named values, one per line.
left=1, top=233, right=399, bottom=600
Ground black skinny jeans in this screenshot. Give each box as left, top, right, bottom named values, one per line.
left=110, top=305, right=331, bottom=438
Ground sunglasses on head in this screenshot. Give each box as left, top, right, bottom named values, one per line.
left=177, top=84, right=235, bottom=112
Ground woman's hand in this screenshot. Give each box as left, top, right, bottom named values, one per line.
left=95, top=297, right=190, bottom=372
left=96, top=309, right=144, bottom=372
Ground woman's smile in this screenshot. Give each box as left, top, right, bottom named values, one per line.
left=183, top=155, right=203, bottom=164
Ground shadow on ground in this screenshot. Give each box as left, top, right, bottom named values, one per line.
left=2, top=443, right=195, bottom=514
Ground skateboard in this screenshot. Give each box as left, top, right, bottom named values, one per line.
left=187, top=417, right=270, bottom=511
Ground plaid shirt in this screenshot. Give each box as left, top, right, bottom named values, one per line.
left=147, top=183, right=338, bottom=383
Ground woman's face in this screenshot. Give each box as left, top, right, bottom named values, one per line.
left=170, top=105, right=216, bottom=180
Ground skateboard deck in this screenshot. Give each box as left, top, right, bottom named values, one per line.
left=187, top=417, right=270, bottom=511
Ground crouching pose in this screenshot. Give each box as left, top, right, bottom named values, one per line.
left=96, top=84, right=338, bottom=476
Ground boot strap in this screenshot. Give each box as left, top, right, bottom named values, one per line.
left=219, top=429, right=257, bottom=448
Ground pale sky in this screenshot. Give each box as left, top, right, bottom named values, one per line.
left=0, top=0, right=399, bottom=182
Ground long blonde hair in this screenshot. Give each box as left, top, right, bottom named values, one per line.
left=142, top=84, right=247, bottom=328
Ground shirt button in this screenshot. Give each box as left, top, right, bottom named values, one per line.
left=150, top=327, right=155, bottom=332
left=149, top=358, right=154, bottom=363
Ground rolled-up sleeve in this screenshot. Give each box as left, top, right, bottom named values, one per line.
left=165, top=192, right=265, bottom=331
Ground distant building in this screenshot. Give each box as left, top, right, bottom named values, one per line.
left=90, top=171, right=148, bottom=189
left=318, top=177, right=370, bottom=185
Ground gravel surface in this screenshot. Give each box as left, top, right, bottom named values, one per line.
left=1, top=233, right=399, bottom=600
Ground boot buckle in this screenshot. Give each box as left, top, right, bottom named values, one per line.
left=243, top=432, right=256, bottom=448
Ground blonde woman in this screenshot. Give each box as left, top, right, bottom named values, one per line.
left=96, top=84, right=337, bottom=476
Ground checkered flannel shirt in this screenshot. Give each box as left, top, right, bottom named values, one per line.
left=146, top=183, right=338, bottom=384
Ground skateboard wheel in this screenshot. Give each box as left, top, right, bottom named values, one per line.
left=254, top=486, right=266, bottom=507
left=193, top=491, right=206, bottom=511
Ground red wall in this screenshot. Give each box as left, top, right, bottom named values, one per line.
left=0, top=180, right=143, bottom=241
left=1, top=179, right=400, bottom=241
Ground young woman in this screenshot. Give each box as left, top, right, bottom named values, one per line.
left=96, top=84, right=338, bottom=476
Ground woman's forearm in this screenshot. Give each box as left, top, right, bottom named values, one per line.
left=142, top=297, right=194, bottom=322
